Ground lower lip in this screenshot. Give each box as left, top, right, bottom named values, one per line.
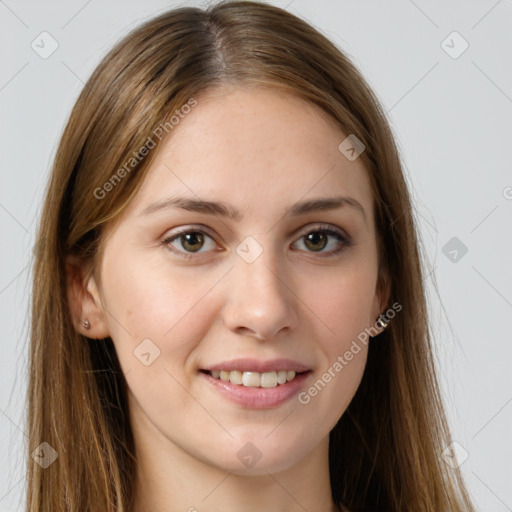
left=200, top=371, right=312, bottom=409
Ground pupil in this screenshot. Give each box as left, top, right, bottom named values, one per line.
left=305, top=232, right=327, bottom=251
left=183, top=232, right=204, bottom=252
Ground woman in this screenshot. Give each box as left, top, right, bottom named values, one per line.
left=27, top=1, right=476, bottom=511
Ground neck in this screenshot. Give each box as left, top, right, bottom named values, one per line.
left=129, top=407, right=338, bottom=512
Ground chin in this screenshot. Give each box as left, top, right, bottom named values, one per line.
left=206, top=436, right=311, bottom=475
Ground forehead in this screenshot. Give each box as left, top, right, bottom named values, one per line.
left=122, top=86, right=374, bottom=223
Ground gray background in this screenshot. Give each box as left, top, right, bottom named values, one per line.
left=1, top=0, right=511, bottom=510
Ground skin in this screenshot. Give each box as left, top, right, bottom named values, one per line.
left=67, top=86, right=389, bottom=512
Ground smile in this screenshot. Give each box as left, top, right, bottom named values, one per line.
left=204, top=369, right=302, bottom=388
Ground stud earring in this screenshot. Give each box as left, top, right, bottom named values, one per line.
left=83, top=319, right=91, bottom=330
left=376, top=314, right=389, bottom=330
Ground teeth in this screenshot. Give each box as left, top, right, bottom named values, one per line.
left=261, top=372, right=277, bottom=388
left=242, top=371, right=261, bottom=387
left=277, top=370, right=287, bottom=384
left=229, top=371, right=243, bottom=385
left=210, top=370, right=298, bottom=388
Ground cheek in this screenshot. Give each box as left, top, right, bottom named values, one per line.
left=290, top=264, right=374, bottom=423
left=322, top=345, right=368, bottom=425
left=101, top=257, right=226, bottom=368
left=102, top=264, right=225, bottom=417
left=302, top=264, right=378, bottom=349
left=297, top=336, right=368, bottom=438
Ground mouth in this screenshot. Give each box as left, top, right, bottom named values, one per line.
left=199, top=369, right=310, bottom=388
left=198, top=358, right=313, bottom=408
left=199, top=365, right=313, bottom=409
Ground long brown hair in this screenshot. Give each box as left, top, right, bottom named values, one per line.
left=27, top=1, right=475, bottom=510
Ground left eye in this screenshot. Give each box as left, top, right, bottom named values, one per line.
left=293, top=228, right=349, bottom=254
left=163, top=225, right=350, bottom=259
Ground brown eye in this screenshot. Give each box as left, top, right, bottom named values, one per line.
left=164, top=229, right=218, bottom=258
left=303, top=231, right=328, bottom=252
left=163, top=225, right=350, bottom=260
left=179, top=232, right=205, bottom=252
left=293, top=226, right=351, bottom=257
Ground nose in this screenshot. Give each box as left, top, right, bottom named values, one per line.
left=221, top=247, right=299, bottom=341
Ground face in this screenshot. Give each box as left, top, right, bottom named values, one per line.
left=74, top=86, right=388, bottom=475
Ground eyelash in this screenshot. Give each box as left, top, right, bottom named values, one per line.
left=162, top=224, right=351, bottom=260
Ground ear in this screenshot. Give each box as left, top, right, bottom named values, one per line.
left=65, top=255, right=110, bottom=339
left=370, top=266, right=392, bottom=336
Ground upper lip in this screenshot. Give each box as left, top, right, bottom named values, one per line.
left=202, top=358, right=312, bottom=373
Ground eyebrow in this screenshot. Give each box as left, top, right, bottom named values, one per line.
left=139, top=195, right=367, bottom=223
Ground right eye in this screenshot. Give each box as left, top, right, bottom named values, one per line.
left=163, top=228, right=220, bottom=259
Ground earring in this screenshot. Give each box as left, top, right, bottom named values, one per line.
left=83, top=319, right=91, bottom=330
left=376, top=314, right=389, bottom=330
